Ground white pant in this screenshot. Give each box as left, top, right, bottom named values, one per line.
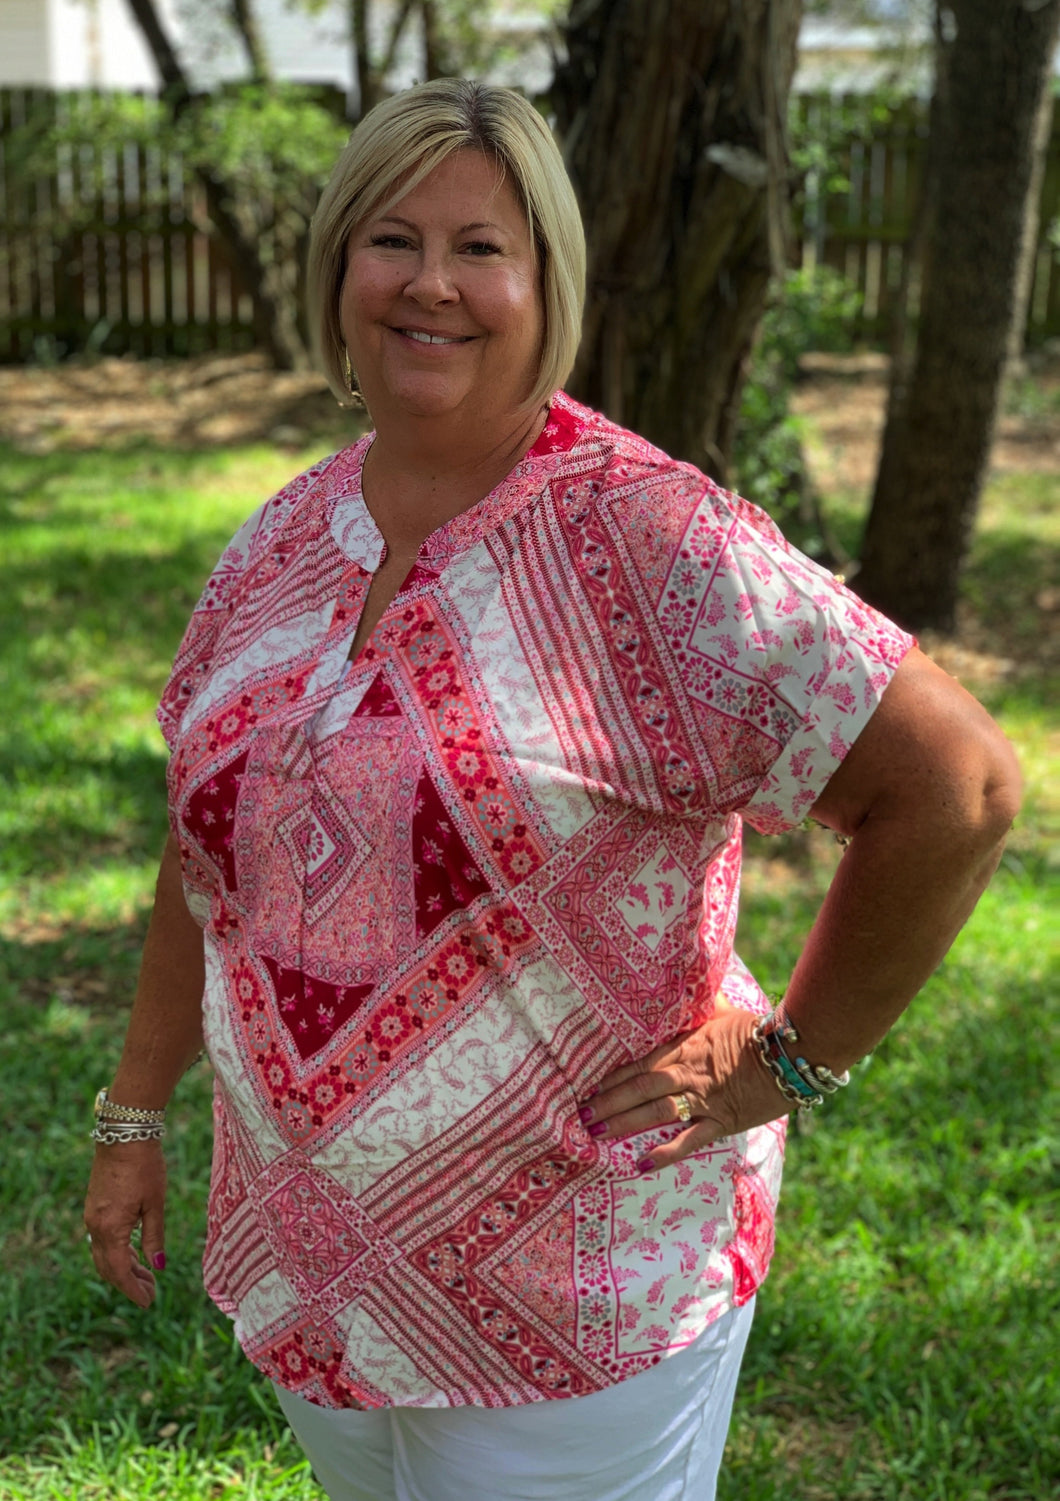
left=273, top=1297, right=754, bottom=1501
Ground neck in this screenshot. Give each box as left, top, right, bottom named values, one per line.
left=361, top=403, right=549, bottom=550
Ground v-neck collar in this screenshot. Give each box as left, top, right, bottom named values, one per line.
left=325, top=393, right=587, bottom=575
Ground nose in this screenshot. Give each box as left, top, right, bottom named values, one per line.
left=403, top=250, right=458, bottom=305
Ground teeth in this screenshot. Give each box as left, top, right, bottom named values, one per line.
left=404, top=330, right=464, bottom=344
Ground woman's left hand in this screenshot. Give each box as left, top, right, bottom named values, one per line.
left=577, top=1003, right=788, bottom=1173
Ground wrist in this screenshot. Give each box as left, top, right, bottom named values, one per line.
left=753, top=996, right=850, bottom=1111
left=92, top=1084, right=167, bottom=1146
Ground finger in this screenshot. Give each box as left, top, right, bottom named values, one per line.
left=592, top=1035, right=692, bottom=1096
left=635, top=1119, right=725, bottom=1174
left=84, top=1139, right=167, bottom=1309
left=583, top=1079, right=693, bottom=1142
left=89, top=1236, right=157, bottom=1309
left=581, top=1064, right=690, bottom=1130
left=140, top=1199, right=167, bottom=1275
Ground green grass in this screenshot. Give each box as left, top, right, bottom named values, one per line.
left=1, top=434, right=1057, bottom=1499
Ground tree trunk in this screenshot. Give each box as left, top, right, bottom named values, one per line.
left=229, top=0, right=272, bottom=85
left=1007, top=79, right=1055, bottom=377
left=422, top=0, right=444, bottom=79
left=351, top=0, right=380, bottom=117
left=856, top=0, right=1060, bottom=633
left=552, top=0, right=802, bottom=483
left=881, top=7, right=950, bottom=435
left=125, top=0, right=310, bottom=368
left=350, top=0, right=419, bottom=120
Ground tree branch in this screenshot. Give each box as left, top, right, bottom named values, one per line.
left=123, top=0, right=308, bottom=367
left=125, top=0, right=192, bottom=111
left=229, top=0, right=273, bottom=85
left=380, top=0, right=418, bottom=80
left=351, top=0, right=378, bottom=116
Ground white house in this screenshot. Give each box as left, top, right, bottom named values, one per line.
left=0, top=0, right=556, bottom=99
left=794, top=18, right=932, bottom=97
left=0, top=0, right=170, bottom=89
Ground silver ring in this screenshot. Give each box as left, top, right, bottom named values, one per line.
left=672, top=1092, right=693, bottom=1124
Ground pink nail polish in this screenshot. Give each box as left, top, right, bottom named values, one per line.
left=587, top=1121, right=609, bottom=1138
left=578, top=1106, right=594, bottom=1124
left=152, top=1251, right=166, bottom=1271
left=636, top=1157, right=655, bottom=1174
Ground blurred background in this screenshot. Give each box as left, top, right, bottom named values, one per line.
left=1, top=3, right=1057, bottom=1498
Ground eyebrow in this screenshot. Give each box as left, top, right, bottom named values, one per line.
left=373, top=215, right=504, bottom=235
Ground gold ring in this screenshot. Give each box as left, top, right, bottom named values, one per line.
left=673, top=1092, right=693, bottom=1124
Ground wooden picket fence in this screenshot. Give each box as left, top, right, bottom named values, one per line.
left=791, top=91, right=1060, bottom=343
left=2, top=86, right=1060, bottom=362
left=0, top=88, right=258, bottom=361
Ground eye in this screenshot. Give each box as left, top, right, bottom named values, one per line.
left=368, top=233, right=413, bottom=250
left=463, top=240, right=502, bottom=257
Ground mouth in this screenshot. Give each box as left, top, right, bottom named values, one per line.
left=397, top=329, right=474, bottom=346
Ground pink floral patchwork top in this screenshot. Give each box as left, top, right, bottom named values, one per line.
left=158, top=393, right=913, bottom=1410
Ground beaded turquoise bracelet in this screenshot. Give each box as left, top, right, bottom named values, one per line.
left=753, top=998, right=850, bottom=1111
left=754, top=1013, right=823, bottom=1109
left=775, top=998, right=851, bottom=1095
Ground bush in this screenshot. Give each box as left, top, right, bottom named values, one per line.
left=734, top=267, right=863, bottom=557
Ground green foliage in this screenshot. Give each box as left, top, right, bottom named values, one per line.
left=734, top=267, right=863, bottom=554
left=430, top=0, right=523, bottom=77
left=184, top=85, right=348, bottom=210
left=759, top=266, right=866, bottom=385
left=788, top=87, right=928, bottom=269
left=421, top=0, right=565, bottom=80
left=8, top=84, right=348, bottom=241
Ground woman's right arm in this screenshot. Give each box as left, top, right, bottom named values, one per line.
left=84, top=831, right=206, bottom=1308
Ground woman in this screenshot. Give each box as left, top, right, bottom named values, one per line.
left=84, top=80, right=1020, bottom=1501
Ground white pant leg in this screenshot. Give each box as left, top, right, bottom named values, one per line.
left=273, top=1382, right=397, bottom=1501
left=276, top=1296, right=754, bottom=1501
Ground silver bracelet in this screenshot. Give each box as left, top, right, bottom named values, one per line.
left=753, top=1017, right=823, bottom=1111
left=753, top=997, right=851, bottom=1112
left=90, top=1122, right=167, bottom=1145
left=774, top=1000, right=850, bottom=1095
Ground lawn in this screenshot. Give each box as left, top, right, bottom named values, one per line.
left=0, top=412, right=1056, bottom=1500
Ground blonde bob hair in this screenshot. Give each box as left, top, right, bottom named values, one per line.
left=307, top=78, right=585, bottom=413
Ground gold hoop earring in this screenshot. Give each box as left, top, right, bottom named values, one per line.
left=343, top=348, right=353, bottom=394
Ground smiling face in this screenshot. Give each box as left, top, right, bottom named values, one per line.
left=340, top=149, right=545, bottom=432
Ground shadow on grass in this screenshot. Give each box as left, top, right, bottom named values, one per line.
left=962, top=524, right=1060, bottom=664
left=0, top=912, right=149, bottom=1016
left=0, top=538, right=232, bottom=668
left=0, top=741, right=169, bottom=883
left=0, top=448, right=89, bottom=516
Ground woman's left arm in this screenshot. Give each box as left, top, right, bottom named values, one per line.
left=579, top=648, right=1023, bottom=1168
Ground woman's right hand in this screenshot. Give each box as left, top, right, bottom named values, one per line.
left=84, top=1140, right=167, bottom=1309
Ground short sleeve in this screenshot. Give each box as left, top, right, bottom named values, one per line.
left=156, top=504, right=269, bottom=751
left=155, top=454, right=337, bottom=751
left=656, top=480, right=914, bottom=833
